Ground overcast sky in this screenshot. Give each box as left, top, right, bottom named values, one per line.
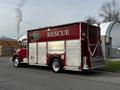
left=0, top=0, right=106, bottom=39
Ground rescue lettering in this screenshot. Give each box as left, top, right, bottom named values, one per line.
left=47, top=29, right=70, bottom=37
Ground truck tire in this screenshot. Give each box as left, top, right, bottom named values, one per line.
left=51, top=59, right=63, bottom=73
left=13, top=57, right=20, bottom=67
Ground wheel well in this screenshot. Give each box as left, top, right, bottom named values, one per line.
left=12, top=55, right=19, bottom=61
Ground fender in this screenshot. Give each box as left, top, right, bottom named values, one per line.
left=47, top=54, right=65, bottom=67
left=12, top=48, right=27, bottom=62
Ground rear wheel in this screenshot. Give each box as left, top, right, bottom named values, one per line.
left=51, top=59, right=63, bottom=73
left=13, top=57, right=20, bottom=67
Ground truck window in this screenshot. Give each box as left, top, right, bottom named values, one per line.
left=19, top=40, right=27, bottom=48
left=89, top=30, right=96, bottom=38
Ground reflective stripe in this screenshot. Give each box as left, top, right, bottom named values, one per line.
left=88, top=41, right=101, bottom=56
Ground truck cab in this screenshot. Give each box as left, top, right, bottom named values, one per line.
left=12, top=35, right=27, bottom=67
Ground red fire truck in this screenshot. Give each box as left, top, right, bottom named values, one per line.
left=12, top=22, right=104, bottom=72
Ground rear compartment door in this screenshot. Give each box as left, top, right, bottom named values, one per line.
left=81, top=23, right=104, bottom=69
left=88, top=26, right=104, bottom=68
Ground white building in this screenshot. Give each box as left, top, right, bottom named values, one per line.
left=100, top=21, right=120, bottom=58
left=18, top=34, right=27, bottom=42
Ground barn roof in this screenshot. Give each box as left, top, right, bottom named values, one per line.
left=0, top=36, right=17, bottom=41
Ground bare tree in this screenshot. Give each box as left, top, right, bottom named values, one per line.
left=84, top=16, right=98, bottom=24
left=99, top=0, right=120, bottom=22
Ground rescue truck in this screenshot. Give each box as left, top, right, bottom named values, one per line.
left=12, top=22, right=104, bottom=72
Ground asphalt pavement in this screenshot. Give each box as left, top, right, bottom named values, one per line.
left=0, top=57, right=120, bottom=90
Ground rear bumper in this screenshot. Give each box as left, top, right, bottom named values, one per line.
left=91, top=57, right=105, bottom=69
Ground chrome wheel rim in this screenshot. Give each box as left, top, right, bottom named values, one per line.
left=52, top=61, right=60, bottom=72
left=14, top=58, right=19, bottom=67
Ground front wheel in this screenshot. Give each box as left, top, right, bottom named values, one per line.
left=51, top=59, right=63, bottom=73
left=13, top=57, right=20, bottom=67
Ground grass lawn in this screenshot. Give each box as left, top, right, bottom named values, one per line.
left=104, top=60, right=120, bottom=72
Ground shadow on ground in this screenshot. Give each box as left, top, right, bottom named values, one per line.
left=18, top=64, right=103, bottom=76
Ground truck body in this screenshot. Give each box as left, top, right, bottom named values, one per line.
left=12, top=22, right=104, bottom=72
